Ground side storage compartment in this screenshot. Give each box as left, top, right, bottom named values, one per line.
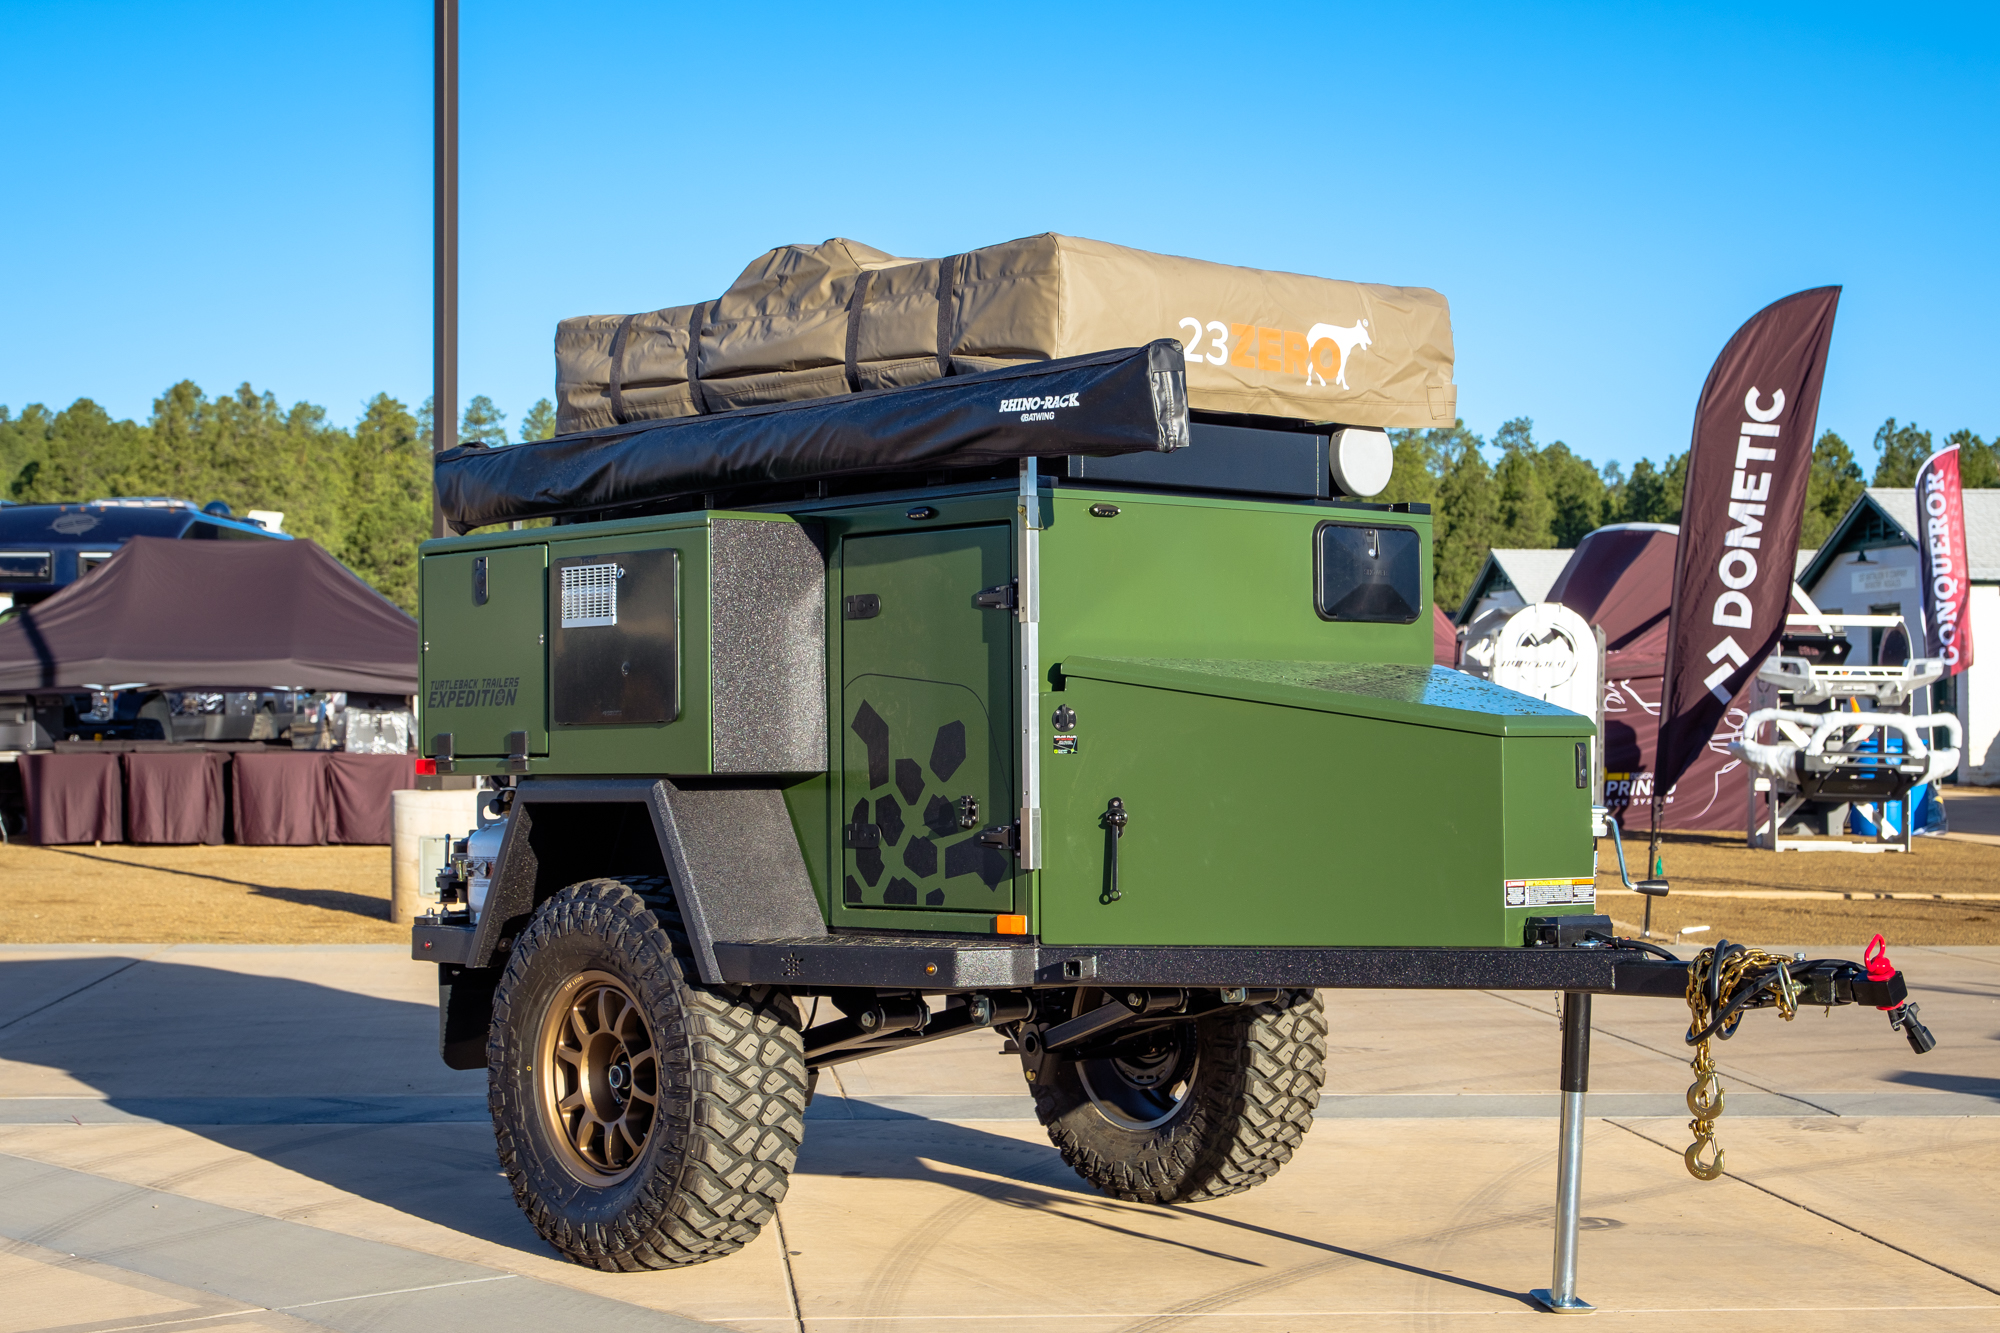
left=1036, top=659, right=1596, bottom=947
left=420, top=544, right=550, bottom=757
left=419, top=514, right=826, bottom=777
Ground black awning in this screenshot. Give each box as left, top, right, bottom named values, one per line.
left=437, top=341, right=1188, bottom=532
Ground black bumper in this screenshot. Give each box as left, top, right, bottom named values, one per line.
left=707, top=935, right=1699, bottom=995
left=418, top=924, right=1908, bottom=1007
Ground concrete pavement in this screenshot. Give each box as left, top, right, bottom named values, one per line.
left=0, top=942, right=1994, bottom=1331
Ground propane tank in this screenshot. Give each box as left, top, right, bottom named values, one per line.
left=463, top=819, right=506, bottom=923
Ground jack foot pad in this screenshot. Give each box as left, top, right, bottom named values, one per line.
left=1531, top=1289, right=1596, bottom=1315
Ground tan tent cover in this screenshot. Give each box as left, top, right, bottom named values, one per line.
left=556, top=234, right=1454, bottom=434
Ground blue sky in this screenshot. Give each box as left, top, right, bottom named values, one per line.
left=2, top=2, right=1994, bottom=471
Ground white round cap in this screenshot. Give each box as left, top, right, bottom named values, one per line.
left=1330, top=428, right=1393, bottom=497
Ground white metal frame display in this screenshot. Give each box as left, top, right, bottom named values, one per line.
left=1738, top=613, right=1958, bottom=853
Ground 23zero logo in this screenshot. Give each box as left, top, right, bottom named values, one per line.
left=1176, top=316, right=1372, bottom=391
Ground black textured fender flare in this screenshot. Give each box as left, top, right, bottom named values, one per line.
left=465, top=777, right=826, bottom=985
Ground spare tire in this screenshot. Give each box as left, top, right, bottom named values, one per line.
left=1030, top=988, right=1326, bottom=1204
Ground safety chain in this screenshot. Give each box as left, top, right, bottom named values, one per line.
left=1682, top=943, right=1800, bottom=1180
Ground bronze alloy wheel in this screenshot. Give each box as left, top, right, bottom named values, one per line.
left=537, top=970, right=660, bottom=1183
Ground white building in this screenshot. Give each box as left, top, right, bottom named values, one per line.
left=1452, top=548, right=1576, bottom=626
left=1797, top=488, right=2000, bottom=784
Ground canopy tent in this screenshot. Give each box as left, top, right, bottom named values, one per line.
left=0, top=537, right=417, bottom=695
left=1431, top=604, right=1457, bottom=667
left=1547, top=523, right=1752, bottom=832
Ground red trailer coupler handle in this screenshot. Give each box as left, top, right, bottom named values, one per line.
left=1864, top=934, right=1936, bottom=1054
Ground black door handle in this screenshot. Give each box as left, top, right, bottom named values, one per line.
left=1102, top=797, right=1128, bottom=901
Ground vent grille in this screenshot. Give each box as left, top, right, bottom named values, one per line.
left=560, top=563, right=619, bottom=628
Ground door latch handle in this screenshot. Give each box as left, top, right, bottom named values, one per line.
left=973, top=582, right=1017, bottom=611
left=958, top=795, right=979, bottom=829
left=844, top=822, right=881, bottom=848
left=1102, top=797, right=1128, bottom=901
left=975, top=823, right=1018, bottom=851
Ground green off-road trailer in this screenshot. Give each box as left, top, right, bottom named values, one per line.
left=413, top=280, right=1929, bottom=1307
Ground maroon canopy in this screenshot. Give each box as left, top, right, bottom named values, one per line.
left=0, top=537, right=417, bottom=694
left=1431, top=604, right=1458, bottom=667
left=1548, top=524, right=1754, bottom=833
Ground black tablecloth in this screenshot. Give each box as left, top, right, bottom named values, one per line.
left=124, top=751, right=226, bottom=845
left=20, top=747, right=417, bottom=845
left=231, top=751, right=332, bottom=845
left=18, top=752, right=122, bottom=844
left=326, top=752, right=416, bottom=844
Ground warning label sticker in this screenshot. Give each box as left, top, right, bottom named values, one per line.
left=1503, top=878, right=1596, bottom=909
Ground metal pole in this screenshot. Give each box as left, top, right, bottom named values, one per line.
left=1534, top=991, right=1595, bottom=1314
left=431, top=0, right=458, bottom=539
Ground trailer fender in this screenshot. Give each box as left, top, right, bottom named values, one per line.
left=465, top=777, right=826, bottom=985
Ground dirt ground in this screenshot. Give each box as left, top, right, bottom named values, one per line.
left=1597, top=818, right=2000, bottom=947
left=0, top=843, right=402, bottom=944
left=1, top=806, right=1995, bottom=945
left=1591, top=786, right=2000, bottom=946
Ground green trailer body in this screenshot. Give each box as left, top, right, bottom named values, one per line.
left=416, top=480, right=1595, bottom=950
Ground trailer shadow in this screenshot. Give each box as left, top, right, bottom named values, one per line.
left=0, top=956, right=1538, bottom=1306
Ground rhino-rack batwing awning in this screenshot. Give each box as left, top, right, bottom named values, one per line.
left=437, top=341, right=1189, bottom=532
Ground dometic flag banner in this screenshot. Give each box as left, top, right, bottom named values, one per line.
left=1917, top=444, right=1975, bottom=676
left=1654, top=287, right=1841, bottom=805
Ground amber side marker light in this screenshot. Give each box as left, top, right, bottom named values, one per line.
left=995, top=914, right=1027, bottom=935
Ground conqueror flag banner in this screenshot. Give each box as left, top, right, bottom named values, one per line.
left=1654, top=287, right=1841, bottom=804
left=1917, top=444, right=1976, bottom=676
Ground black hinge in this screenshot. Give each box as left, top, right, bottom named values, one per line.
left=973, top=582, right=1018, bottom=611
left=505, top=730, right=531, bottom=774
left=844, top=593, right=881, bottom=620
left=976, top=822, right=1018, bottom=851
left=844, top=822, right=881, bottom=848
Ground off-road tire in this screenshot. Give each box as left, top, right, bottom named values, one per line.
left=488, top=876, right=807, bottom=1269
left=1030, top=988, right=1326, bottom=1204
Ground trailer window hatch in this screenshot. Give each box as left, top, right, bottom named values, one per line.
left=1314, top=521, right=1422, bottom=623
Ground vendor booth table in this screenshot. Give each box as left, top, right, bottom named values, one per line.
left=0, top=535, right=421, bottom=846
left=17, top=745, right=414, bottom=846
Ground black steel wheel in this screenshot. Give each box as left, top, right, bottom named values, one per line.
left=488, top=876, right=807, bottom=1269
left=1030, top=988, right=1326, bottom=1204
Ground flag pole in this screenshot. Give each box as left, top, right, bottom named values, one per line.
left=432, top=0, right=458, bottom=539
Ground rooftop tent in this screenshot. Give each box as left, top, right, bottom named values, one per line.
left=1547, top=522, right=1753, bottom=832
left=554, top=234, right=1457, bottom=436
left=0, top=537, right=417, bottom=694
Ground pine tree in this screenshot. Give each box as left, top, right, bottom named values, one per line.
left=1871, top=418, right=1932, bottom=486
left=1801, top=430, right=1866, bottom=549
left=1432, top=429, right=1497, bottom=613
left=519, top=398, right=558, bottom=442
left=461, top=395, right=507, bottom=446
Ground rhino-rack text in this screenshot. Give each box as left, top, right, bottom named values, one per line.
left=999, top=392, right=1081, bottom=418
left=428, top=676, right=521, bottom=708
